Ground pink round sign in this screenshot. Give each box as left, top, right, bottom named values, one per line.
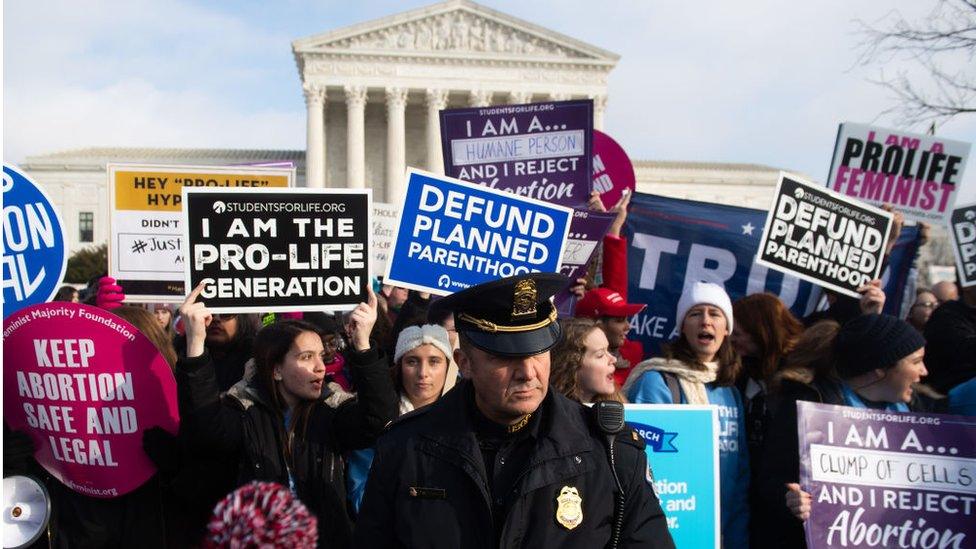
left=592, top=130, right=636, bottom=210
left=3, top=303, right=180, bottom=498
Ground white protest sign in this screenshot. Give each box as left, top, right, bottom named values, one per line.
left=757, top=173, right=893, bottom=299
left=108, top=163, right=294, bottom=302
left=372, top=202, right=401, bottom=277
left=948, top=202, right=976, bottom=287
left=827, top=123, right=971, bottom=224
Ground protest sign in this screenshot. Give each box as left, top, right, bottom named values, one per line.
left=948, top=202, right=976, bottom=287
left=592, top=130, right=636, bottom=210
left=183, top=188, right=370, bottom=313
left=3, top=303, right=180, bottom=498
left=2, top=164, right=67, bottom=319
left=797, top=401, right=976, bottom=549
left=625, top=405, right=720, bottom=549
left=372, top=202, right=402, bottom=278
left=827, top=122, right=971, bottom=223
left=108, top=163, right=294, bottom=302
left=385, top=168, right=571, bottom=296
left=554, top=208, right=616, bottom=316
left=757, top=173, right=893, bottom=299
left=440, top=99, right=593, bottom=207
left=624, top=192, right=921, bottom=356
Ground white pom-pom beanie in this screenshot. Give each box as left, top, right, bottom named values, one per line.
left=675, top=282, right=734, bottom=333
left=394, top=324, right=454, bottom=364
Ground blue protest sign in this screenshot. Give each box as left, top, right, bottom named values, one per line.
left=624, top=193, right=919, bottom=356
left=2, top=164, right=67, bottom=319
left=626, top=404, right=720, bottom=549
left=385, top=168, right=571, bottom=295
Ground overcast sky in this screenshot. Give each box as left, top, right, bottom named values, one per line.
left=4, top=0, right=975, bottom=202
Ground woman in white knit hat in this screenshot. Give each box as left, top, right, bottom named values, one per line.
left=622, top=281, right=750, bottom=549
left=347, top=324, right=458, bottom=515
left=392, top=324, right=459, bottom=415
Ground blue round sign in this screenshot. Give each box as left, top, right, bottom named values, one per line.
left=2, top=164, right=67, bottom=319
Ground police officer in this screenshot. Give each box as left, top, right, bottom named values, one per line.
left=354, top=273, right=674, bottom=548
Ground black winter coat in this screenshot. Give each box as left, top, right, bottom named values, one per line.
left=176, top=345, right=397, bottom=549
left=923, top=299, right=976, bottom=394
left=354, top=383, right=674, bottom=548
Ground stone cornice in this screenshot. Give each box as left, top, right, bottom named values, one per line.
left=299, top=49, right=615, bottom=74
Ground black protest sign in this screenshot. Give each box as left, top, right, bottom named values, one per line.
left=949, top=202, right=976, bottom=287
left=756, top=174, right=892, bottom=298
left=183, top=188, right=371, bottom=312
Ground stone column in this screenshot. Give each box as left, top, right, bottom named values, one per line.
left=385, top=87, right=408, bottom=201
left=508, top=91, right=533, bottom=105
left=344, top=85, right=367, bottom=189
left=469, top=89, right=492, bottom=107
left=425, top=89, right=449, bottom=174
left=590, top=94, right=608, bottom=130
left=303, top=84, right=326, bottom=188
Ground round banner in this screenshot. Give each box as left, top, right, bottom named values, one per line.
left=2, top=164, right=67, bottom=319
left=3, top=303, right=180, bottom=498
left=592, top=130, right=636, bottom=210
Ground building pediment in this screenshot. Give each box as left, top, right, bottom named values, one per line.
left=292, top=0, right=618, bottom=65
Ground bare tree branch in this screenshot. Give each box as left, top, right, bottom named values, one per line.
left=857, top=0, right=976, bottom=128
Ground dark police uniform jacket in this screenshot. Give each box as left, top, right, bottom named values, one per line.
left=354, top=382, right=675, bottom=548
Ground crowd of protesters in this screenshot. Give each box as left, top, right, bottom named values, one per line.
left=5, top=189, right=976, bottom=549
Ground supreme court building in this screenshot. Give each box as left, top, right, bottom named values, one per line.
left=21, top=0, right=785, bottom=258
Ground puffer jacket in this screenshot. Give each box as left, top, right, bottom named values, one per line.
left=176, top=345, right=397, bottom=548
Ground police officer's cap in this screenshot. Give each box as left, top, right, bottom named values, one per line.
left=429, top=273, right=569, bottom=357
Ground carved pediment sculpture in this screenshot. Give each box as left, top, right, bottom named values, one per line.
left=296, top=4, right=615, bottom=62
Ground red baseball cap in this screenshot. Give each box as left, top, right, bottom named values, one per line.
left=575, top=288, right=646, bottom=318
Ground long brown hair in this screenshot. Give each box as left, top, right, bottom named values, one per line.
left=772, top=320, right=841, bottom=391
left=733, top=293, right=804, bottom=383
left=664, top=335, right=741, bottom=387
left=113, top=306, right=177, bottom=368
left=550, top=318, right=626, bottom=402
left=550, top=318, right=600, bottom=402
left=252, top=320, right=323, bottom=462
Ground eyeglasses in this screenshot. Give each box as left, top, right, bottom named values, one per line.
left=213, top=313, right=238, bottom=322
left=911, top=301, right=938, bottom=310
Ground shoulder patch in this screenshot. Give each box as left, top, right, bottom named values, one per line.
left=617, top=428, right=646, bottom=450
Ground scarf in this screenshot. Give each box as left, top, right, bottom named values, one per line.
left=398, top=393, right=415, bottom=416
left=623, top=357, right=718, bottom=405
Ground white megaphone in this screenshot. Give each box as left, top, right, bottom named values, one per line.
left=2, top=476, right=50, bottom=548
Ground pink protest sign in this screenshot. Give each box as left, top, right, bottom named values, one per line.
left=592, top=130, right=636, bottom=210
left=3, top=303, right=179, bottom=498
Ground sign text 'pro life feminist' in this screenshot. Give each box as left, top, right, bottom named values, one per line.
left=827, top=123, right=970, bottom=224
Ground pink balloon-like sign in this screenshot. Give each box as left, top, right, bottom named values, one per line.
left=3, top=303, right=179, bottom=498
left=592, top=130, right=636, bottom=210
